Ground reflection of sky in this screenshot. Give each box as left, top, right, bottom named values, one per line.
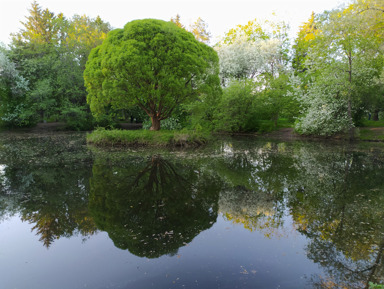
left=0, top=213, right=321, bottom=289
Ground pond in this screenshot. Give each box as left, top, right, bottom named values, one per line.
left=0, top=132, right=383, bottom=289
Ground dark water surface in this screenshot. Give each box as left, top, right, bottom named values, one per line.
left=0, top=132, right=383, bottom=289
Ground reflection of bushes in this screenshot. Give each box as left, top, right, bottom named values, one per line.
left=89, top=155, right=221, bottom=258
left=287, top=145, right=384, bottom=287
left=0, top=134, right=96, bottom=247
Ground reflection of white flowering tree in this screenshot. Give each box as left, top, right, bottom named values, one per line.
left=214, top=141, right=296, bottom=237
left=219, top=187, right=284, bottom=238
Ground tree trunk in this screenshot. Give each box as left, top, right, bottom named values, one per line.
left=273, top=113, right=278, bottom=128
left=373, top=110, right=379, bottom=121
left=150, top=115, right=161, bottom=131
left=41, top=110, right=46, bottom=123
left=347, top=53, right=354, bottom=140
left=348, top=99, right=354, bottom=140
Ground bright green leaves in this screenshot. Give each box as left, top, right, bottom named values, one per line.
left=84, top=19, right=220, bottom=130
left=292, top=12, right=319, bottom=74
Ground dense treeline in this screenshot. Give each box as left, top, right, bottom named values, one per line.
left=0, top=0, right=383, bottom=135
left=0, top=1, right=111, bottom=129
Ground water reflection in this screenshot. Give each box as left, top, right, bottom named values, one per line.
left=214, top=141, right=384, bottom=287
left=89, top=154, right=221, bottom=258
left=0, top=134, right=96, bottom=247
left=215, top=141, right=296, bottom=238
left=287, top=146, right=384, bottom=287
left=0, top=134, right=383, bottom=288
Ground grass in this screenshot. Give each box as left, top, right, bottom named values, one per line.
left=355, top=119, right=384, bottom=141
left=360, top=120, right=384, bottom=127
left=276, top=118, right=295, bottom=129
left=255, top=119, right=294, bottom=133
left=358, top=127, right=384, bottom=141
left=86, top=128, right=210, bottom=147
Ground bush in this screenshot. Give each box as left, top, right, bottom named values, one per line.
left=142, top=117, right=184, bottom=130
left=214, top=79, right=258, bottom=132
left=258, top=121, right=275, bottom=133
left=61, top=105, right=94, bottom=131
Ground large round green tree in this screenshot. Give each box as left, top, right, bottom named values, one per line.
left=84, top=19, right=221, bottom=130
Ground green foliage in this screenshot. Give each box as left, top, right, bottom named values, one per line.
left=370, top=282, right=384, bottom=289
left=214, top=79, right=257, bottom=132
left=258, top=74, right=298, bottom=123
left=0, top=104, right=37, bottom=127
left=0, top=48, right=34, bottom=127
left=213, top=15, right=294, bottom=131
left=186, top=79, right=294, bottom=134
left=84, top=19, right=221, bottom=131
left=221, top=16, right=289, bottom=45
left=6, top=1, right=111, bottom=129
left=61, top=104, right=94, bottom=131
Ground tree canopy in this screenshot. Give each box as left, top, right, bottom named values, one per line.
left=84, top=19, right=221, bottom=130
left=3, top=1, right=111, bottom=129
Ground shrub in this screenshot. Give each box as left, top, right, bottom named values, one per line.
left=142, top=117, right=184, bottom=130
left=214, top=79, right=258, bottom=132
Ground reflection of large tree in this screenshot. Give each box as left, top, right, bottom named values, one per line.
left=287, top=146, right=384, bottom=287
left=89, top=155, right=221, bottom=258
left=0, top=134, right=96, bottom=247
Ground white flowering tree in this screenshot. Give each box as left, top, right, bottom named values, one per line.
left=289, top=75, right=352, bottom=136
left=0, top=48, right=31, bottom=126
left=215, top=36, right=267, bottom=81
left=215, top=17, right=289, bottom=84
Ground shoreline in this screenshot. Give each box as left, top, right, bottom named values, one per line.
left=2, top=123, right=384, bottom=144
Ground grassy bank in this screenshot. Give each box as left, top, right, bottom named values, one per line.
left=356, top=120, right=384, bottom=141
left=357, top=128, right=384, bottom=141
left=86, top=128, right=210, bottom=147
